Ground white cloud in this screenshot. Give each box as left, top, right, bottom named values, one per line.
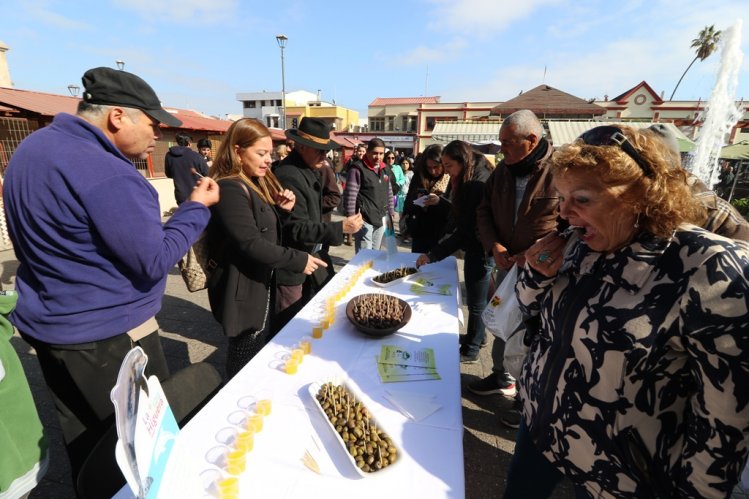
left=112, top=0, right=238, bottom=24
left=24, top=1, right=91, bottom=30
left=390, top=37, right=468, bottom=66
left=424, top=0, right=562, bottom=36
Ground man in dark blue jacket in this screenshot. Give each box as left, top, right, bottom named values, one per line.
left=165, top=132, right=209, bottom=204
left=3, top=67, right=219, bottom=480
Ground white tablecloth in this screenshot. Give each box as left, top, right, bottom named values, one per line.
left=117, top=249, right=465, bottom=498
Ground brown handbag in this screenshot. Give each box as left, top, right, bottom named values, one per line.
left=177, top=180, right=251, bottom=292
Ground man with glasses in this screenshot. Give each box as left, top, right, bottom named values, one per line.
left=275, top=118, right=363, bottom=329
left=2, top=67, right=219, bottom=480
left=473, top=109, right=560, bottom=428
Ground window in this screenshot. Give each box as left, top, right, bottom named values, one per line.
left=402, top=116, right=416, bottom=132
left=425, top=117, right=456, bottom=132
left=243, top=101, right=256, bottom=109
left=387, top=117, right=395, bottom=131
left=370, top=118, right=385, bottom=131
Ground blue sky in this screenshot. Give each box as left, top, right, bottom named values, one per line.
left=2, top=0, right=747, bottom=119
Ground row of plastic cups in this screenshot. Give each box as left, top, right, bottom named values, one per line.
left=284, top=338, right=311, bottom=374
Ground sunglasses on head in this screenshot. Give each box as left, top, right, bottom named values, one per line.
left=578, top=126, right=653, bottom=177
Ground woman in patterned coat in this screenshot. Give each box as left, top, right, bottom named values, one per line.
left=504, top=125, right=749, bottom=498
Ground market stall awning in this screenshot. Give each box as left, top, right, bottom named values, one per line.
left=547, top=121, right=693, bottom=148
left=431, top=121, right=502, bottom=143
left=720, top=140, right=749, bottom=160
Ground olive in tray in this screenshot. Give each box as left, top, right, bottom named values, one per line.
left=315, top=382, right=398, bottom=473
left=372, top=266, right=418, bottom=284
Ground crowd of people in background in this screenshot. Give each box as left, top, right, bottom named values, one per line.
left=3, top=65, right=749, bottom=499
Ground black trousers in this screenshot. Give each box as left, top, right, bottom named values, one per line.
left=21, top=330, right=169, bottom=479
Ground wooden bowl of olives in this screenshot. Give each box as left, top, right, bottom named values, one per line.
left=309, top=380, right=399, bottom=476
left=345, top=293, right=412, bottom=337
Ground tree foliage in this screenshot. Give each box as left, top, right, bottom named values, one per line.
left=669, top=25, right=722, bottom=101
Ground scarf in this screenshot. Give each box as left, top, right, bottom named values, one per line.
left=362, top=155, right=382, bottom=173
left=430, top=173, right=451, bottom=194
left=505, top=138, right=550, bottom=177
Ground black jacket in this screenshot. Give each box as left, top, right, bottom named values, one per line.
left=274, top=151, right=343, bottom=286
left=206, top=179, right=307, bottom=336
left=402, top=172, right=452, bottom=243
left=164, top=146, right=208, bottom=204
left=428, top=156, right=493, bottom=261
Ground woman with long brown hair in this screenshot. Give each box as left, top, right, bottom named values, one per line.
left=206, top=118, right=326, bottom=378
left=415, top=140, right=495, bottom=362
left=401, top=144, right=452, bottom=253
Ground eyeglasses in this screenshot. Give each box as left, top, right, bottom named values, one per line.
left=578, top=126, right=653, bottom=177
left=385, top=156, right=395, bottom=160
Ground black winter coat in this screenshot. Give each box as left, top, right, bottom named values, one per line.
left=428, top=156, right=493, bottom=261
left=274, top=151, right=343, bottom=286
left=402, top=172, right=452, bottom=243
left=206, top=179, right=307, bottom=337
left=164, top=146, right=208, bottom=204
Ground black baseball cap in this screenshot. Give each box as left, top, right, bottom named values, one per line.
left=81, top=67, right=182, bottom=127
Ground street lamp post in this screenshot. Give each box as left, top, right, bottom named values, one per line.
left=67, top=84, right=80, bottom=97
left=276, top=34, right=288, bottom=129
left=116, top=60, right=125, bottom=71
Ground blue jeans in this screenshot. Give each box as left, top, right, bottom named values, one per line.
left=355, top=217, right=385, bottom=253
left=461, top=251, right=494, bottom=357
left=504, top=422, right=588, bottom=499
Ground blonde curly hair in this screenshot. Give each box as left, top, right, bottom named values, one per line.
left=546, top=126, right=706, bottom=239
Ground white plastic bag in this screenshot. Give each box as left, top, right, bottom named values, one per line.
left=481, top=265, right=523, bottom=340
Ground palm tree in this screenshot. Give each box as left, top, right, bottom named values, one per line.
left=669, top=25, right=722, bottom=101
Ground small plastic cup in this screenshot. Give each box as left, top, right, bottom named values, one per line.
left=291, top=348, right=304, bottom=364
left=320, top=317, right=330, bottom=330
left=256, top=398, right=272, bottom=416
left=248, top=413, right=264, bottom=433
left=298, top=337, right=312, bottom=355
left=312, top=323, right=323, bottom=339
left=284, top=358, right=299, bottom=375
left=225, top=449, right=246, bottom=475
left=234, top=430, right=254, bottom=453
left=217, top=476, right=239, bottom=498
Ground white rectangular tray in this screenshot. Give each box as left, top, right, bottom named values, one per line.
left=308, top=380, right=399, bottom=477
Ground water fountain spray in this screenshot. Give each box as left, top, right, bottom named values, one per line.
left=688, top=19, right=744, bottom=188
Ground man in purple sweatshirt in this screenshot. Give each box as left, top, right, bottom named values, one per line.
left=2, top=67, right=219, bottom=479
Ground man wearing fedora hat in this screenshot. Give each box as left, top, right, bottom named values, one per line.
left=3, top=66, right=219, bottom=480
left=274, top=117, right=363, bottom=329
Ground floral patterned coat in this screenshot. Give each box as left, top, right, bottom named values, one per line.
left=516, top=225, right=749, bottom=498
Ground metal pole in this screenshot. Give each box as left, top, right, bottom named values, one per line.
left=276, top=35, right=288, bottom=130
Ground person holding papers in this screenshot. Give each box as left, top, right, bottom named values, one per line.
left=415, top=140, right=494, bottom=363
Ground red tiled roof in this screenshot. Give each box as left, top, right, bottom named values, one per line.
left=268, top=127, right=287, bottom=141
left=490, top=85, right=606, bottom=116
left=0, top=87, right=233, bottom=133
left=330, top=134, right=360, bottom=148
left=610, top=81, right=663, bottom=104
left=369, top=96, right=440, bottom=106
left=163, top=108, right=232, bottom=132
left=0, top=87, right=79, bottom=116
